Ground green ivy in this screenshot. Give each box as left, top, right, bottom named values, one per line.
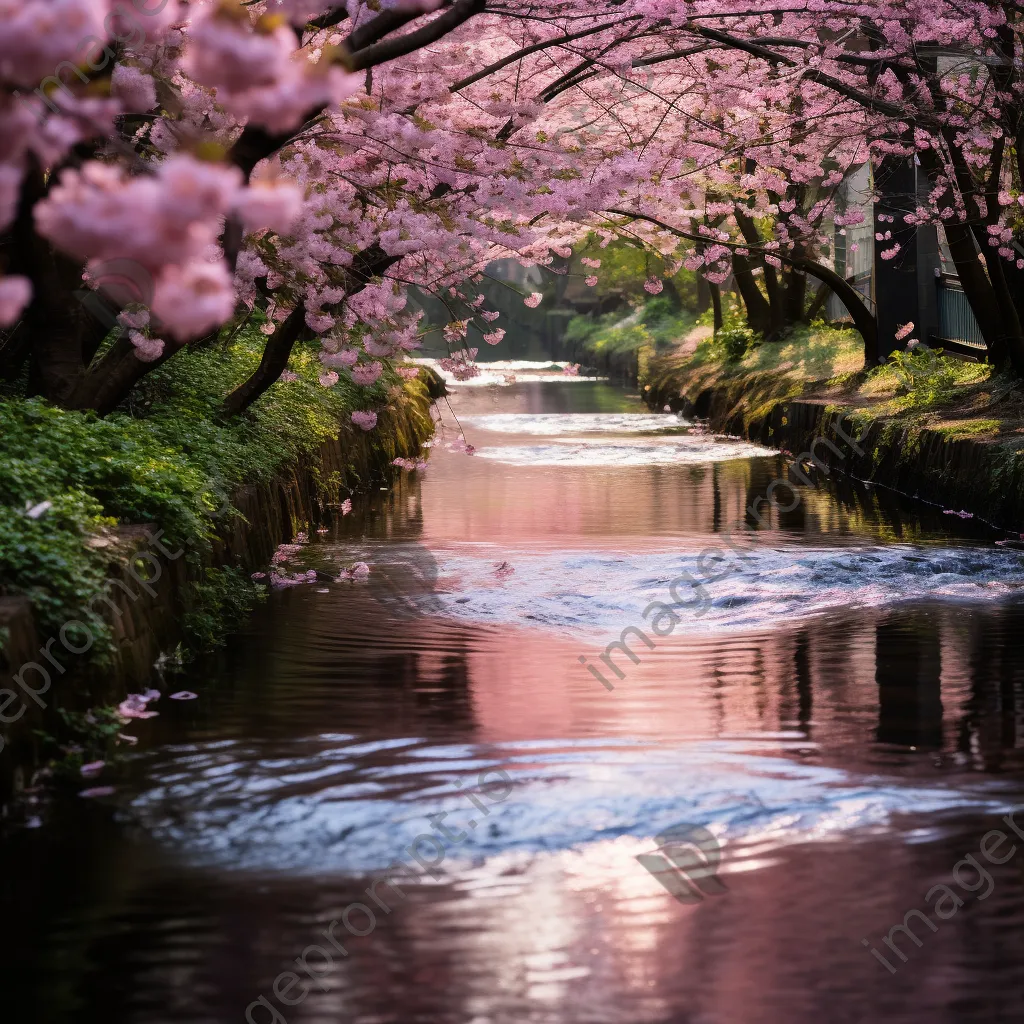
left=0, top=321, right=417, bottom=661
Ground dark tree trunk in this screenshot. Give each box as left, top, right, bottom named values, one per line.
left=916, top=146, right=1024, bottom=371
left=783, top=265, right=808, bottom=325
left=607, top=206, right=879, bottom=364
left=732, top=252, right=772, bottom=336
left=805, top=279, right=830, bottom=321
left=972, top=223, right=1024, bottom=373
left=221, top=242, right=402, bottom=416
left=696, top=275, right=711, bottom=315
left=10, top=161, right=92, bottom=403
left=66, top=333, right=177, bottom=416
left=735, top=208, right=785, bottom=336
left=710, top=283, right=723, bottom=333
left=942, top=221, right=1012, bottom=368
left=0, top=323, right=30, bottom=382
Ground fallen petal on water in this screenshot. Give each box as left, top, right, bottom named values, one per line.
left=117, top=700, right=159, bottom=720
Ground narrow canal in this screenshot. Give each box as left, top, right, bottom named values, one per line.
left=6, top=370, right=1024, bottom=1024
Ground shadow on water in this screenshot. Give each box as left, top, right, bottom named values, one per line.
left=4, top=378, right=1024, bottom=1024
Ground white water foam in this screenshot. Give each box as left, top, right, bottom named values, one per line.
left=462, top=412, right=688, bottom=434
left=471, top=435, right=774, bottom=466
left=426, top=544, right=1024, bottom=636
left=412, top=358, right=606, bottom=386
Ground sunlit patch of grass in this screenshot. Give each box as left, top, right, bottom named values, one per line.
left=860, top=348, right=992, bottom=414
left=931, top=418, right=1002, bottom=440
left=738, top=322, right=864, bottom=380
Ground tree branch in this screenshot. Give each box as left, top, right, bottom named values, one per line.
left=220, top=242, right=403, bottom=416
left=348, top=0, right=486, bottom=72
left=604, top=207, right=878, bottom=362
left=448, top=17, right=638, bottom=93
left=220, top=303, right=308, bottom=418
left=229, top=0, right=486, bottom=176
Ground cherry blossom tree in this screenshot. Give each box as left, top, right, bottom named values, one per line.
left=2, top=0, right=1023, bottom=415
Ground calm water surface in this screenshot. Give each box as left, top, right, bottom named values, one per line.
left=5, top=374, right=1024, bottom=1024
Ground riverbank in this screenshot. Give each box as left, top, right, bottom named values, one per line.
left=0, top=328, right=436, bottom=799
left=642, top=323, right=1024, bottom=531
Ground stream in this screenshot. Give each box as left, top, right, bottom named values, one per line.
left=5, top=371, right=1024, bottom=1024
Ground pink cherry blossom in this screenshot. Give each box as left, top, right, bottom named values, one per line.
left=117, top=309, right=150, bottom=330
left=0, top=0, right=111, bottom=89
left=0, top=275, right=31, bottom=326
left=351, top=410, right=378, bottom=431
left=151, top=260, right=236, bottom=342
left=183, top=8, right=298, bottom=96
left=351, top=361, right=383, bottom=386
left=4, top=0, right=1024, bottom=425
left=443, top=320, right=468, bottom=342
left=446, top=437, right=476, bottom=455
left=111, top=64, right=157, bottom=113
left=128, top=329, right=165, bottom=363
left=234, top=180, right=305, bottom=235
left=0, top=163, right=20, bottom=233
left=117, top=693, right=158, bottom=720
left=336, top=560, right=371, bottom=581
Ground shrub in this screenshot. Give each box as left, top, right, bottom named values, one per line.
left=717, top=324, right=757, bottom=362
left=865, top=344, right=992, bottom=412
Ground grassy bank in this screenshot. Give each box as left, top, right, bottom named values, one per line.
left=643, top=319, right=1018, bottom=437
left=642, top=320, right=1024, bottom=529
left=0, top=324, right=435, bottom=668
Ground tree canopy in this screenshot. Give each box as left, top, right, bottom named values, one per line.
left=3, top=0, right=1024, bottom=416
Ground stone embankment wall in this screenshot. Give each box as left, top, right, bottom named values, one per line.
left=645, top=369, right=1024, bottom=531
